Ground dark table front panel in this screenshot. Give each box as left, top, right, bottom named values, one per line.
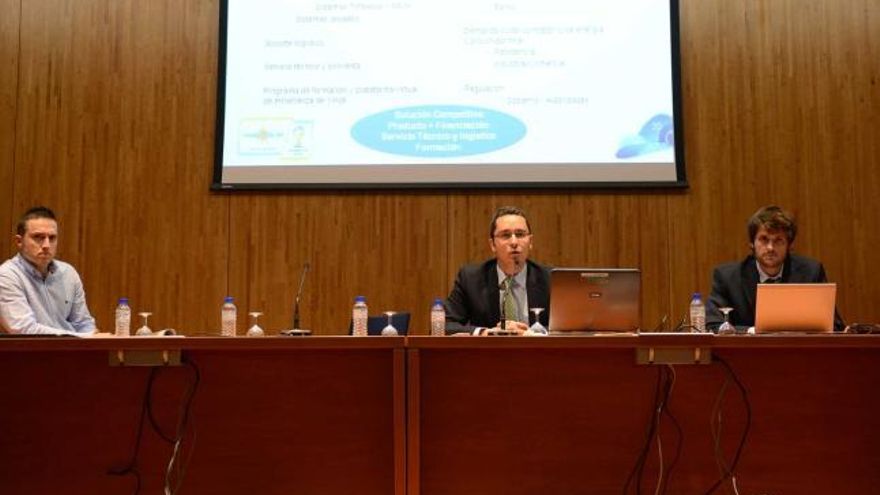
left=0, top=337, right=406, bottom=495
left=407, top=336, right=880, bottom=495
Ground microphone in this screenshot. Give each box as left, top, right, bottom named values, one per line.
left=496, top=279, right=506, bottom=331
left=650, top=314, right=668, bottom=332
left=281, top=262, right=312, bottom=336
left=293, top=262, right=310, bottom=329
left=491, top=279, right=516, bottom=336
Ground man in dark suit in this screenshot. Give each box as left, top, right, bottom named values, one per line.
left=444, top=206, right=551, bottom=335
left=707, top=205, right=843, bottom=331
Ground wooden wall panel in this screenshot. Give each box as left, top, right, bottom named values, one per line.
left=636, top=194, right=673, bottom=330
left=1, top=0, right=878, bottom=334
left=674, top=0, right=880, bottom=325
left=0, top=0, right=19, bottom=245
left=229, top=193, right=449, bottom=335
left=12, top=0, right=227, bottom=333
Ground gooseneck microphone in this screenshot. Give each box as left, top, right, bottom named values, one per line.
left=281, top=262, right=312, bottom=336
left=498, top=282, right=507, bottom=332
left=498, top=279, right=507, bottom=332
left=292, top=262, right=310, bottom=330
left=651, top=314, right=668, bottom=332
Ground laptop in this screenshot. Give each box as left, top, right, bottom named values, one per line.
left=755, top=283, right=836, bottom=333
left=548, top=268, right=640, bottom=333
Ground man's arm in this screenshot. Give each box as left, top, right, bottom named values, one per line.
left=444, top=266, right=496, bottom=335
left=66, top=270, right=96, bottom=332
left=444, top=268, right=479, bottom=335
left=813, top=262, right=846, bottom=332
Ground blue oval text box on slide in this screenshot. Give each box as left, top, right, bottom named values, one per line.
left=351, top=105, right=526, bottom=158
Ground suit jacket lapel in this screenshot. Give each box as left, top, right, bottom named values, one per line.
left=484, top=262, right=501, bottom=325
left=526, top=261, right=549, bottom=312
left=741, top=257, right=760, bottom=322
left=780, top=255, right=797, bottom=282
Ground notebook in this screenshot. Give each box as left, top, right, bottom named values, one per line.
left=548, top=268, right=640, bottom=333
left=754, top=283, right=836, bottom=333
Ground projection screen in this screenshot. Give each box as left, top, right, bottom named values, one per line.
left=213, top=0, right=686, bottom=189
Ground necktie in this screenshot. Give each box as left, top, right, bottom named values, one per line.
left=502, top=277, right=518, bottom=323
left=765, top=277, right=781, bottom=283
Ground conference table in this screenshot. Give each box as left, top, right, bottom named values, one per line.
left=2, top=334, right=878, bottom=494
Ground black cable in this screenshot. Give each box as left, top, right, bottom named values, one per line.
left=651, top=315, right=669, bottom=332
left=648, top=366, right=677, bottom=495
left=147, top=370, right=177, bottom=444
left=107, top=358, right=201, bottom=495
left=622, top=366, right=662, bottom=495
left=710, top=374, right=733, bottom=477
left=107, top=367, right=160, bottom=495
left=659, top=366, right=683, bottom=495
left=640, top=366, right=667, bottom=494
left=164, top=357, right=201, bottom=495
left=703, top=355, right=752, bottom=495
left=716, top=356, right=751, bottom=473
left=623, top=365, right=676, bottom=495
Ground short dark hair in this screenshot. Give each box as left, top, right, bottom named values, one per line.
left=489, top=206, right=531, bottom=238
left=747, top=205, right=797, bottom=244
left=17, top=206, right=57, bottom=236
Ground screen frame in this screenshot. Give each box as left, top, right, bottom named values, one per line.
left=211, top=0, right=687, bottom=191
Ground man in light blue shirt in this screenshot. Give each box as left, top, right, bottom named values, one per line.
left=0, top=206, right=96, bottom=335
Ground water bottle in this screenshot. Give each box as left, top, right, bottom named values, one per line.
left=352, top=296, right=368, bottom=337
left=115, top=298, right=131, bottom=337
left=689, top=292, right=706, bottom=333
left=430, top=298, right=446, bottom=336
left=221, top=296, right=237, bottom=337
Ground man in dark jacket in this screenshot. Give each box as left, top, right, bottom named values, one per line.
left=707, top=205, right=843, bottom=331
left=444, top=206, right=550, bottom=335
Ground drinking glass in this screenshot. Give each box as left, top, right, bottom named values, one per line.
left=136, top=312, right=153, bottom=336
left=381, top=311, right=398, bottom=336
left=247, top=312, right=265, bottom=337
left=528, top=308, right=549, bottom=336
left=717, top=307, right=735, bottom=335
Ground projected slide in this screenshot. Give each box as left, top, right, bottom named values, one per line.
left=214, top=0, right=684, bottom=188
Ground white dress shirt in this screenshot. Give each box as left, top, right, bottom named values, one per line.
left=756, top=261, right=784, bottom=283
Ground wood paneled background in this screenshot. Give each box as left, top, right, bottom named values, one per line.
left=1, top=0, right=878, bottom=335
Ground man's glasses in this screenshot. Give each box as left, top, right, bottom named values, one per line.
left=493, top=230, right=531, bottom=241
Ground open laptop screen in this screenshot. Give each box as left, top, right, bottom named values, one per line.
left=755, top=283, right=836, bottom=333
left=548, top=268, right=640, bottom=333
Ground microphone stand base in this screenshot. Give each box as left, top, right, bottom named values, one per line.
left=280, top=328, right=312, bottom=336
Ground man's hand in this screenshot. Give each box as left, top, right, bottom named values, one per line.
left=482, top=321, right=528, bottom=335
left=83, top=331, right=114, bottom=338
left=504, top=321, right=528, bottom=335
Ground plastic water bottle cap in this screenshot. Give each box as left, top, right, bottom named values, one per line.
left=118, top=297, right=129, bottom=304
left=433, top=298, right=443, bottom=305
left=692, top=292, right=701, bottom=300
left=354, top=295, right=366, bottom=303
left=224, top=296, right=234, bottom=303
